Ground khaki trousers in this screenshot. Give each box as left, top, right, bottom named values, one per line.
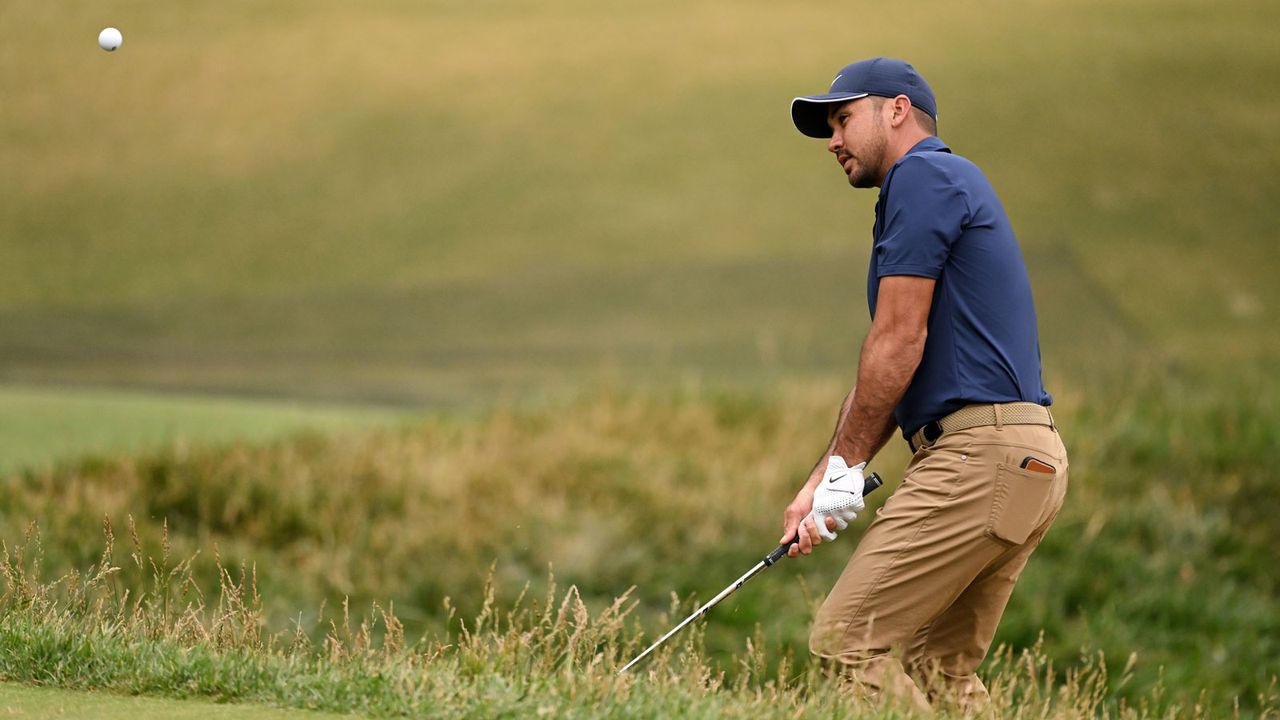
left=810, top=416, right=1069, bottom=711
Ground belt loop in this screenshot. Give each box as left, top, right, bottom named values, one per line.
left=1046, top=406, right=1056, bottom=430
left=993, top=403, right=1004, bottom=430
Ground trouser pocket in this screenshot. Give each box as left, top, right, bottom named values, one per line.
left=985, top=463, right=1055, bottom=545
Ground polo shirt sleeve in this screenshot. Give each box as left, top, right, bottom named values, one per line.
left=875, top=156, right=970, bottom=279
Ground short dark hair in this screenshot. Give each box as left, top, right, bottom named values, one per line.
left=870, top=96, right=937, bottom=136
left=911, top=107, right=937, bottom=136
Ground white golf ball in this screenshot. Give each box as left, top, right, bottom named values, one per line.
left=98, top=27, right=122, bottom=52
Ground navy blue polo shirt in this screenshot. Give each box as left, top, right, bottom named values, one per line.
left=868, top=136, right=1052, bottom=439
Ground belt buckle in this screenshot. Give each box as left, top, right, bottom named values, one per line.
left=910, top=420, right=944, bottom=453
left=922, top=420, right=943, bottom=445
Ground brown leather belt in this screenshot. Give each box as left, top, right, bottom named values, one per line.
left=908, top=402, right=1054, bottom=453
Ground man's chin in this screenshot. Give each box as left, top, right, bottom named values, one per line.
left=848, top=172, right=875, bottom=189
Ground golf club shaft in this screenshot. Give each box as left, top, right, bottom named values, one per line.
left=619, top=472, right=883, bottom=674
left=618, top=559, right=769, bottom=674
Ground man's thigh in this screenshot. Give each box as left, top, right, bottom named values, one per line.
left=811, top=423, right=1067, bottom=662
left=810, top=432, right=1001, bottom=659
left=905, top=424, right=1068, bottom=661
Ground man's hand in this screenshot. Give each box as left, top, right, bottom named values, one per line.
left=781, top=457, right=865, bottom=558
left=810, top=457, right=866, bottom=541
left=780, top=483, right=817, bottom=556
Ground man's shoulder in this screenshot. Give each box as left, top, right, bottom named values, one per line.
left=895, top=146, right=983, bottom=182
left=890, top=148, right=997, bottom=210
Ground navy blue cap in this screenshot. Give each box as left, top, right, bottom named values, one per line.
left=791, top=58, right=937, bottom=138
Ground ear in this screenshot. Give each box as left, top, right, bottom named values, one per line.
left=886, top=95, right=913, bottom=129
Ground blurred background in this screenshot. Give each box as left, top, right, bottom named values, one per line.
left=2, top=0, right=1277, bottom=712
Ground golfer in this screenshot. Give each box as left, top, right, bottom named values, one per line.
left=779, top=58, right=1069, bottom=711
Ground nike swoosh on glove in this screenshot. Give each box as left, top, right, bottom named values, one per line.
left=810, top=456, right=866, bottom=541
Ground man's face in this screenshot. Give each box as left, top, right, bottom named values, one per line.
left=826, top=98, right=888, bottom=189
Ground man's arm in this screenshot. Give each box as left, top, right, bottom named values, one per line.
left=832, top=275, right=935, bottom=464
left=782, top=275, right=935, bottom=556
left=815, top=387, right=897, bottom=476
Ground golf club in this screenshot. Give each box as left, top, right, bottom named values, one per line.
left=619, top=472, right=884, bottom=674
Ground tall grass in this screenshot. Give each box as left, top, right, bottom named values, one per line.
left=5, top=520, right=1270, bottom=718
left=2, top=373, right=1277, bottom=714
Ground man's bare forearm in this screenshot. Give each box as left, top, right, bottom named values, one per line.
left=804, top=385, right=896, bottom=490
left=823, top=387, right=858, bottom=457
left=832, top=325, right=925, bottom=464
left=802, top=388, right=858, bottom=488
left=798, top=276, right=933, bottom=491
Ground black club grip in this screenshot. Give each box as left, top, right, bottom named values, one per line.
left=764, top=472, right=883, bottom=566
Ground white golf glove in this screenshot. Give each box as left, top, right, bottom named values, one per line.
left=810, top=456, right=866, bottom=541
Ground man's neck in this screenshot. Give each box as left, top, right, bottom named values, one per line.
left=876, top=130, right=933, bottom=187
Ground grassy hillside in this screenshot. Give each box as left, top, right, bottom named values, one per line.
left=3, top=0, right=1276, bottom=403
left=3, top=0, right=1277, bottom=716
left=0, top=385, right=407, bottom=475
left=3, top=380, right=1277, bottom=714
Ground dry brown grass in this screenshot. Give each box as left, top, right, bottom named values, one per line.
left=6, top=516, right=1268, bottom=718
left=3, top=377, right=1278, bottom=714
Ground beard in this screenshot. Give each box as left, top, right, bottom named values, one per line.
left=846, top=126, right=888, bottom=188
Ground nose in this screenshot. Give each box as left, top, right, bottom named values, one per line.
left=827, top=131, right=843, bottom=155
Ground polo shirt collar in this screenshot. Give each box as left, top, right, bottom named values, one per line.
left=880, top=136, right=950, bottom=190
left=901, top=135, right=950, bottom=161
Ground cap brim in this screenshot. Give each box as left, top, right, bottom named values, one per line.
left=790, top=92, right=868, bottom=138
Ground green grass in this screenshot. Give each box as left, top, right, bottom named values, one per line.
left=0, top=683, right=347, bottom=719
left=0, top=385, right=409, bottom=475
left=2, top=0, right=1278, bottom=715
left=4, top=512, right=1268, bottom=719
left=3, top=379, right=1277, bottom=716
left=2, top=0, right=1276, bottom=403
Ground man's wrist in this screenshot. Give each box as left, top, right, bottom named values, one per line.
left=832, top=441, right=865, bottom=464
left=831, top=447, right=871, bottom=469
